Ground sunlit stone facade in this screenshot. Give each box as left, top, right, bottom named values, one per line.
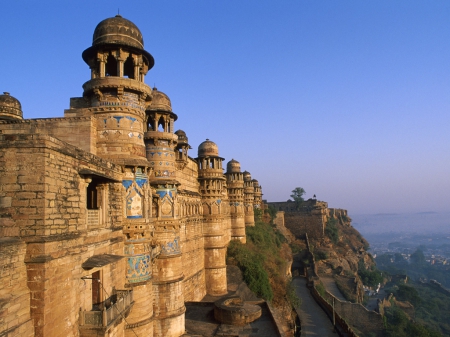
left=0, top=15, right=262, bottom=337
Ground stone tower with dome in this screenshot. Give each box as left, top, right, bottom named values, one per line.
left=0, top=15, right=262, bottom=337
left=243, top=171, right=255, bottom=227
left=225, top=159, right=246, bottom=243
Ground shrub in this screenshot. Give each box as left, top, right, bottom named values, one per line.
left=315, top=282, right=327, bottom=298
left=358, top=265, right=383, bottom=288
left=315, top=250, right=328, bottom=260
left=325, top=218, right=339, bottom=244
left=227, top=240, right=273, bottom=301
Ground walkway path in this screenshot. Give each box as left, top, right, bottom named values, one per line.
left=321, top=277, right=347, bottom=302
left=292, top=277, right=336, bottom=337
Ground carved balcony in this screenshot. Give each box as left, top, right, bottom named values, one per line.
left=79, top=290, right=134, bottom=333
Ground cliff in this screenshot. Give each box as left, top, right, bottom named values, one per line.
left=269, top=199, right=385, bottom=336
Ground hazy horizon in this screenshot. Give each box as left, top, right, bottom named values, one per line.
left=1, top=1, right=449, bottom=215
left=351, top=211, right=450, bottom=235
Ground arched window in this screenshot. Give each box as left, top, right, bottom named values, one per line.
left=124, top=55, right=134, bottom=79
left=157, top=116, right=165, bottom=132
left=105, top=54, right=118, bottom=76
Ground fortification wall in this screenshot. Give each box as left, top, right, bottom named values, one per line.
left=0, top=117, right=97, bottom=154
left=268, top=199, right=351, bottom=240
left=0, top=238, right=34, bottom=337
left=283, top=211, right=325, bottom=240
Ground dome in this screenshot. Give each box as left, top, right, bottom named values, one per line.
left=149, top=88, right=172, bottom=112
left=175, top=129, right=188, bottom=144
left=93, top=14, right=144, bottom=49
left=243, top=171, right=252, bottom=181
left=82, top=15, right=154, bottom=69
left=226, top=159, right=241, bottom=173
left=198, top=139, right=219, bottom=157
left=252, top=179, right=260, bottom=187
left=0, top=92, right=23, bottom=120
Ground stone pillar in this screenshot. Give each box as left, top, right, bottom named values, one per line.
left=152, top=227, right=185, bottom=337
left=226, top=163, right=246, bottom=243
left=124, top=238, right=154, bottom=336
left=203, top=215, right=227, bottom=295
left=97, top=53, right=106, bottom=78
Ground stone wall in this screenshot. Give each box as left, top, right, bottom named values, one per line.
left=0, top=117, right=97, bottom=154
left=0, top=134, right=129, bottom=337
left=268, top=199, right=351, bottom=240
left=0, top=238, right=34, bottom=337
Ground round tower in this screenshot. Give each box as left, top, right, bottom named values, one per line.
left=225, top=160, right=246, bottom=242
left=143, top=88, right=185, bottom=336
left=81, top=14, right=153, bottom=165
left=0, top=92, right=23, bottom=121
left=243, top=171, right=255, bottom=227
left=253, top=179, right=263, bottom=209
left=197, top=139, right=228, bottom=296
left=174, top=129, right=190, bottom=169
left=80, top=15, right=155, bottom=336
left=144, top=88, right=179, bottom=182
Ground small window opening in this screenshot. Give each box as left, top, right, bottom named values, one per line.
left=124, top=56, right=134, bottom=79
left=87, top=182, right=98, bottom=209
left=105, top=54, right=117, bottom=76
left=157, top=117, right=165, bottom=132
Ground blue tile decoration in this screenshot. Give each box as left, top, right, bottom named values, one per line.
left=156, top=190, right=173, bottom=198
left=123, top=171, right=148, bottom=219
left=122, top=180, right=133, bottom=190
left=161, top=237, right=180, bottom=256
left=126, top=253, right=151, bottom=283
left=113, top=116, right=123, bottom=124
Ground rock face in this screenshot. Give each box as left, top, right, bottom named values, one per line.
left=273, top=201, right=374, bottom=301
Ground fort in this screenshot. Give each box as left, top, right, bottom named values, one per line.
left=0, top=15, right=263, bottom=337
left=268, top=198, right=350, bottom=240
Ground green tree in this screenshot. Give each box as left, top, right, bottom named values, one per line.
left=290, top=187, right=306, bottom=210
left=265, top=205, right=278, bottom=223
left=254, top=208, right=263, bottom=221
left=410, top=249, right=426, bottom=267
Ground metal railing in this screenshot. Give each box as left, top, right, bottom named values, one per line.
left=79, top=290, right=133, bottom=328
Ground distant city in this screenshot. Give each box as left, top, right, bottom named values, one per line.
left=352, top=212, right=450, bottom=267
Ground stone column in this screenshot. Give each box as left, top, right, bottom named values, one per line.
left=124, top=238, right=154, bottom=337
left=152, top=228, right=185, bottom=337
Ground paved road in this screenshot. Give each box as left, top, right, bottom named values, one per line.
left=293, top=277, right=337, bottom=337
left=321, top=277, right=347, bottom=302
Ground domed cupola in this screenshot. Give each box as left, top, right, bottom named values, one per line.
left=174, top=129, right=191, bottom=165
left=198, top=139, right=219, bottom=158
left=175, top=130, right=188, bottom=145
left=0, top=92, right=23, bottom=121
left=74, top=15, right=156, bottom=166
left=148, top=88, right=173, bottom=113
left=93, top=15, right=144, bottom=49
left=226, top=159, right=241, bottom=174
left=243, top=171, right=252, bottom=181
left=144, top=87, right=179, bottom=182
left=82, top=14, right=154, bottom=71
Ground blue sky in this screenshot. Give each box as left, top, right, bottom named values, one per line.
left=2, top=1, right=449, bottom=214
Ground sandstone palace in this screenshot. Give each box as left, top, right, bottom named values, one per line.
left=0, top=15, right=264, bottom=337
